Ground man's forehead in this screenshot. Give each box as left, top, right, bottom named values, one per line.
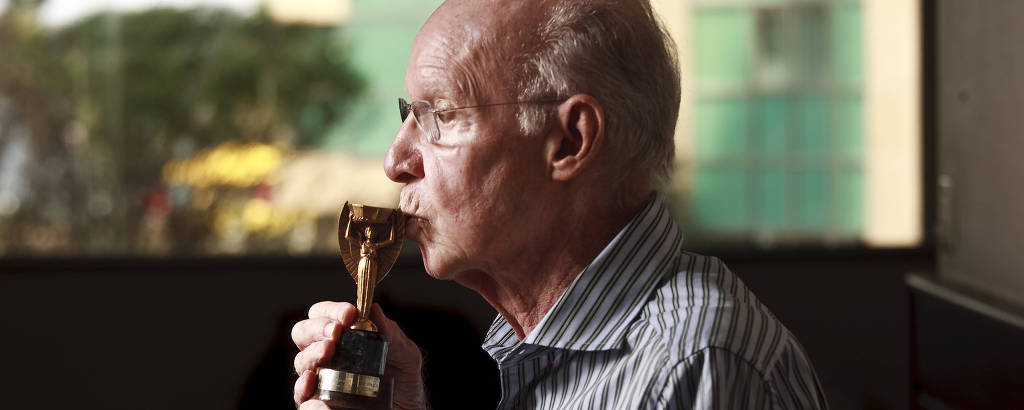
left=407, top=0, right=542, bottom=102
left=415, top=0, right=553, bottom=59
left=406, top=35, right=479, bottom=103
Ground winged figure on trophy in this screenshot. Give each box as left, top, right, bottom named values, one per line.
left=338, top=202, right=405, bottom=332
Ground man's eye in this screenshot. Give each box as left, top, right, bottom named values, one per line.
left=436, top=110, right=456, bottom=123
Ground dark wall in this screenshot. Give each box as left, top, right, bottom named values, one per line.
left=0, top=256, right=499, bottom=410
left=0, top=251, right=930, bottom=410
left=730, top=252, right=931, bottom=410
left=935, top=0, right=1024, bottom=308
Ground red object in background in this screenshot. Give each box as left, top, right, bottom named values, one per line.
left=254, top=183, right=273, bottom=201
left=142, top=185, right=173, bottom=218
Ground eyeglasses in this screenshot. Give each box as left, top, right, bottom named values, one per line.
left=398, top=97, right=562, bottom=143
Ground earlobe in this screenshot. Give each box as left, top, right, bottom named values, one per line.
left=550, top=94, right=604, bottom=181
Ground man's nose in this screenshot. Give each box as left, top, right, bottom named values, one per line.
left=384, top=117, right=424, bottom=183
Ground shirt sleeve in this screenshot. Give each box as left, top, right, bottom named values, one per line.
left=650, top=347, right=825, bottom=410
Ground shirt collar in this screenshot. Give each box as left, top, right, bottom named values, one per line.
left=483, top=195, right=684, bottom=355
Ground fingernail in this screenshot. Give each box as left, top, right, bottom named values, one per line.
left=324, top=321, right=337, bottom=338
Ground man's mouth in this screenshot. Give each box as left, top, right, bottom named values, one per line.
left=403, top=215, right=427, bottom=242
left=402, top=210, right=426, bottom=231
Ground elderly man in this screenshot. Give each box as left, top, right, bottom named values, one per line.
left=292, top=0, right=828, bottom=408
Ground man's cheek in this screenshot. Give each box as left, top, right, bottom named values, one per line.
left=434, top=182, right=464, bottom=213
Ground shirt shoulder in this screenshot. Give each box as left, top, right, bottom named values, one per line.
left=632, top=251, right=806, bottom=386
left=624, top=251, right=828, bottom=409
left=649, top=345, right=827, bottom=410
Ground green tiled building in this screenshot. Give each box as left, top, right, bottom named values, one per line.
left=690, top=0, right=863, bottom=244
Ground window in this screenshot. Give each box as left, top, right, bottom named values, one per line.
left=0, top=0, right=920, bottom=257
left=655, top=0, right=921, bottom=248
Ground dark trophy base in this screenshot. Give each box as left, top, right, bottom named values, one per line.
left=316, top=329, right=392, bottom=410
left=317, top=377, right=393, bottom=410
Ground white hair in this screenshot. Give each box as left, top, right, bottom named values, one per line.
left=512, top=0, right=681, bottom=187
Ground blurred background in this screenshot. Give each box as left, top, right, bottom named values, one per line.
left=1, top=0, right=1021, bottom=409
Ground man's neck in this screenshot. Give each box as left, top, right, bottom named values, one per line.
left=456, top=189, right=650, bottom=340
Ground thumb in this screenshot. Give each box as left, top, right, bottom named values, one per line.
left=369, top=303, right=408, bottom=342
left=369, top=304, right=421, bottom=368
left=368, top=304, right=427, bottom=409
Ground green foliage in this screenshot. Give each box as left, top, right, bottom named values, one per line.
left=55, top=6, right=364, bottom=154
left=0, top=4, right=365, bottom=254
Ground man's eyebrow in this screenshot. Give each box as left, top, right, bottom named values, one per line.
left=416, top=83, right=470, bottom=109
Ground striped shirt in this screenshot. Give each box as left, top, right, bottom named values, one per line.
left=481, top=196, right=829, bottom=409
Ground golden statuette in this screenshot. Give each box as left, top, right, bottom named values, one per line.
left=316, top=202, right=404, bottom=408
left=338, top=202, right=405, bottom=332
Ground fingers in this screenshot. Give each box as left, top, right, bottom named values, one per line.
left=291, top=301, right=362, bottom=410
left=293, top=301, right=356, bottom=350
left=293, top=369, right=316, bottom=406
left=299, top=401, right=331, bottom=410
left=369, top=304, right=405, bottom=341
left=294, top=340, right=334, bottom=375
left=369, top=304, right=422, bottom=371
left=291, top=317, right=342, bottom=350
left=368, top=304, right=427, bottom=410
left=308, top=301, right=359, bottom=323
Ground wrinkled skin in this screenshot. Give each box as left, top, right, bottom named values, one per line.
left=292, top=1, right=647, bottom=408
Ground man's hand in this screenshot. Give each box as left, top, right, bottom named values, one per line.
left=291, top=302, right=427, bottom=410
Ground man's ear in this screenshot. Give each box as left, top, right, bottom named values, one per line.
left=548, top=94, right=605, bottom=181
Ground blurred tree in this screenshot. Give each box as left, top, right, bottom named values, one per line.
left=0, top=3, right=365, bottom=255
left=56, top=5, right=365, bottom=181
left=0, top=0, right=77, bottom=254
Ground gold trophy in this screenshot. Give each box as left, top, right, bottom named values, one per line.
left=316, top=202, right=404, bottom=410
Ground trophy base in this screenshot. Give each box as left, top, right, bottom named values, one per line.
left=315, top=328, right=392, bottom=409
left=316, top=376, right=393, bottom=410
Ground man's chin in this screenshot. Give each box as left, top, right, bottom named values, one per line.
left=417, top=248, right=461, bottom=282
left=421, top=262, right=455, bottom=281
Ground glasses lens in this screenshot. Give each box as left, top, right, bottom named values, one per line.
left=398, top=98, right=440, bottom=142
left=411, top=101, right=440, bottom=143
left=398, top=98, right=411, bottom=122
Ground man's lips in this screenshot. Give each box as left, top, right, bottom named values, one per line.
left=403, top=214, right=426, bottom=230
left=403, top=215, right=426, bottom=241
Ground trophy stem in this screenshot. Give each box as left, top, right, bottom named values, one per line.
left=353, top=255, right=378, bottom=332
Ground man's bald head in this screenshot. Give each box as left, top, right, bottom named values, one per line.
left=413, top=0, right=550, bottom=103
left=415, top=0, right=680, bottom=186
